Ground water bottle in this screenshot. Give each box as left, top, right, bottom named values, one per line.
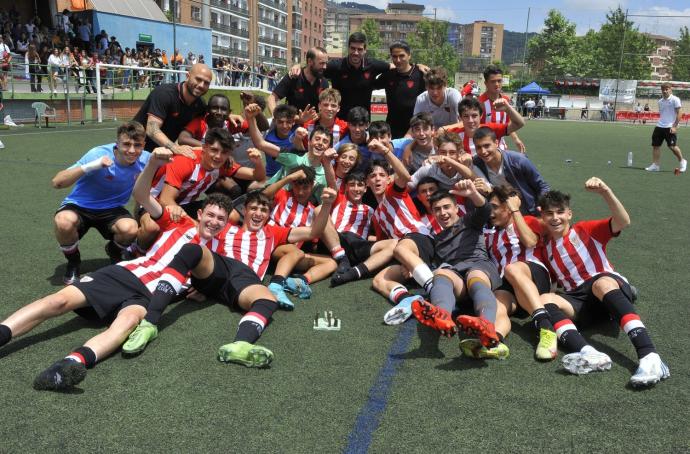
left=627, top=152, right=633, bottom=167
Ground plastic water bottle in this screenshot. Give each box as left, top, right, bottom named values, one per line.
left=627, top=152, right=633, bottom=167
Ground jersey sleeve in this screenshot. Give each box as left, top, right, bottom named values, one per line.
left=577, top=218, right=618, bottom=244
left=276, top=149, right=301, bottom=168
left=147, top=88, right=174, bottom=121
left=153, top=209, right=175, bottom=230
left=271, top=73, right=293, bottom=99
left=184, top=116, right=204, bottom=139
left=164, top=156, right=195, bottom=189
left=221, top=161, right=242, bottom=178
left=269, top=224, right=291, bottom=247
left=524, top=215, right=544, bottom=236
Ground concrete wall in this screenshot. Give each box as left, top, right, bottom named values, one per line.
left=93, top=12, right=212, bottom=60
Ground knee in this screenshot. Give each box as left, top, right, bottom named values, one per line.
left=592, top=276, right=619, bottom=297
left=54, top=212, right=78, bottom=234
left=114, top=219, right=138, bottom=240
left=180, top=243, right=203, bottom=264
left=371, top=270, right=388, bottom=292
left=45, top=293, right=71, bottom=315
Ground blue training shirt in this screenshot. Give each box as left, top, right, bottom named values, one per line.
left=264, top=127, right=297, bottom=177
left=61, top=143, right=150, bottom=210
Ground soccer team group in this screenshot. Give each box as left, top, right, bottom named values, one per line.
left=2, top=33, right=678, bottom=392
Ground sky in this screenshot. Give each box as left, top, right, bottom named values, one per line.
left=351, top=0, right=690, bottom=38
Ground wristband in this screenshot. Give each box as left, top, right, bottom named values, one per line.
left=80, top=158, right=104, bottom=174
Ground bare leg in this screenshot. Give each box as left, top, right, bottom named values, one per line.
left=110, top=217, right=138, bottom=246
left=84, top=305, right=146, bottom=359
left=295, top=253, right=337, bottom=283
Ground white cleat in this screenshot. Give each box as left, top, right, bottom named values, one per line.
left=383, top=304, right=413, bottom=326
left=644, top=163, right=660, bottom=172
left=679, top=159, right=687, bottom=173
left=630, top=352, right=670, bottom=388
left=562, top=348, right=612, bottom=375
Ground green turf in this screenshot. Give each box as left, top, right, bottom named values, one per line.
left=0, top=121, right=688, bottom=452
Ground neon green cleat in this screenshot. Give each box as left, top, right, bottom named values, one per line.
left=122, top=320, right=158, bottom=355
left=459, top=338, right=510, bottom=360
left=217, top=341, right=274, bottom=368
left=535, top=328, right=558, bottom=361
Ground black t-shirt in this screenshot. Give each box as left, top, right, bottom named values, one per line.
left=272, top=68, right=329, bottom=112
left=373, top=64, right=426, bottom=138
left=132, top=83, right=206, bottom=151
left=325, top=57, right=390, bottom=120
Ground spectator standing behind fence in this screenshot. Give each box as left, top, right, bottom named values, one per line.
left=27, top=43, right=42, bottom=92
left=0, top=35, right=11, bottom=91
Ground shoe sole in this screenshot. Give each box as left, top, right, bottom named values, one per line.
left=33, top=363, right=87, bottom=391
left=383, top=307, right=412, bottom=326
left=218, top=348, right=274, bottom=368
left=630, top=365, right=670, bottom=388
left=412, top=301, right=456, bottom=336
left=459, top=340, right=509, bottom=360
left=456, top=316, right=499, bottom=347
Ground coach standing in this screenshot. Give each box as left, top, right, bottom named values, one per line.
left=645, top=82, right=687, bottom=173
left=269, top=47, right=329, bottom=114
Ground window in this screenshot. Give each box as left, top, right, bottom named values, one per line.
left=191, top=6, right=201, bottom=22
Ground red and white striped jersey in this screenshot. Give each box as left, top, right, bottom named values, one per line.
left=151, top=148, right=240, bottom=205
left=478, top=93, right=511, bottom=150
left=269, top=189, right=315, bottom=228
left=484, top=215, right=546, bottom=277
left=121, top=210, right=222, bottom=292
left=447, top=123, right=509, bottom=156
left=303, top=118, right=349, bottom=146
left=543, top=218, right=625, bottom=291
left=372, top=183, right=429, bottom=240
left=330, top=192, right=372, bottom=239
left=218, top=223, right=291, bottom=280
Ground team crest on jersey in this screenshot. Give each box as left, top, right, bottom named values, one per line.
left=363, top=72, right=370, bottom=79
left=184, top=232, right=195, bottom=240
left=406, top=80, right=414, bottom=89
left=570, top=234, right=582, bottom=249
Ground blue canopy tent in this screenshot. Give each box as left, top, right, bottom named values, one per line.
left=517, top=81, right=551, bottom=95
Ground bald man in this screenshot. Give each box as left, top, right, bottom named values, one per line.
left=134, top=63, right=241, bottom=158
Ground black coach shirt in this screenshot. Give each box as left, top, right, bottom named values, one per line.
left=373, top=64, right=426, bottom=138
left=272, top=69, right=329, bottom=112
left=133, top=83, right=206, bottom=151
left=325, top=57, right=390, bottom=119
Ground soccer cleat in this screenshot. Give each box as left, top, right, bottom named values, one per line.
left=63, top=261, right=80, bottom=285
left=33, top=359, right=87, bottom=391
left=268, top=282, right=294, bottom=310
left=122, top=320, right=158, bottom=355
left=105, top=240, right=124, bottom=264
left=411, top=299, right=456, bottom=336
left=335, top=256, right=352, bottom=275
left=561, top=348, right=612, bottom=375
left=455, top=315, right=500, bottom=348
left=535, top=329, right=558, bottom=361
left=680, top=159, right=688, bottom=173
left=629, top=352, right=670, bottom=388
left=459, top=338, right=510, bottom=360
left=217, top=341, right=273, bottom=368
left=383, top=295, right=422, bottom=326
left=644, top=163, right=660, bottom=172
left=283, top=276, right=312, bottom=299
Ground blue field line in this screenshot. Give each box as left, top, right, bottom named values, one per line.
left=344, top=320, right=416, bottom=454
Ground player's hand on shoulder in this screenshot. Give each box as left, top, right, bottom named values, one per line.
left=173, top=144, right=196, bottom=160
left=321, top=187, right=337, bottom=204
left=584, top=176, right=609, bottom=194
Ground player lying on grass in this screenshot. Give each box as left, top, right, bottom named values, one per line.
left=122, top=188, right=339, bottom=366
left=0, top=148, right=232, bottom=391
left=411, top=181, right=512, bottom=360
left=538, top=178, right=670, bottom=387
left=136, top=128, right=264, bottom=251
left=51, top=121, right=150, bottom=284
left=484, top=185, right=557, bottom=361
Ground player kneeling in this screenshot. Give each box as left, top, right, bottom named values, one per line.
left=539, top=178, right=669, bottom=387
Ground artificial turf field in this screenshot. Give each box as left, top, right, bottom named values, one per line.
left=0, top=120, right=688, bottom=453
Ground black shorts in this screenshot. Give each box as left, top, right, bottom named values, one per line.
left=56, top=204, right=133, bottom=240
left=403, top=232, right=434, bottom=264
left=339, top=232, right=374, bottom=265
left=652, top=126, right=677, bottom=147
left=190, top=252, right=261, bottom=307
left=440, top=258, right=501, bottom=290
left=557, top=273, right=633, bottom=323
left=72, top=265, right=150, bottom=321
left=496, top=261, right=551, bottom=295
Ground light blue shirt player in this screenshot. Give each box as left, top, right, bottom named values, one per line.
left=61, top=143, right=150, bottom=210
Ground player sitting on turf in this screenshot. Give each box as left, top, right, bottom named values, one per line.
left=412, top=181, right=511, bottom=360
left=329, top=171, right=398, bottom=287
left=441, top=97, right=525, bottom=156
left=136, top=128, right=265, bottom=251
left=0, top=148, right=232, bottom=391
left=472, top=126, right=549, bottom=215
left=484, top=185, right=557, bottom=361
left=538, top=179, right=670, bottom=387
left=407, top=131, right=478, bottom=191
left=52, top=121, right=151, bottom=284
left=261, top=165, right=338, bottom=308
left=122, top=188, right=338, bottom=366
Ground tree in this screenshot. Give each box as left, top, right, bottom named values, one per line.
left=591, top=7, right=654, bottom=79
left=527, top=10, right=580, bottom=79
left=406, top=19, right=459, bottom=84
left=358, top=19, right=384, bottom=60
left=670, top=26, right=690, bottom=81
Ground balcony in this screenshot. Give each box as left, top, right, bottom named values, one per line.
left=209, top=0, right=250, bottom=17
left=258, top=0, right=287, bottom=12
left=212, top=45, right=249, bottom=60
left=211, top=22, right=250, bottom=38
left=292, top=18, right=303, bottom=30
left=292, top=4, right=302, bottom=15
left=258, top=15, right=287, bottom=30
left=259, top=35, right=287, bottom=47
left=259, top=56, right=287, bottom=66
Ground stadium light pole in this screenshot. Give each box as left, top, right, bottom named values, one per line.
left=522, top=7, right=530, bottom=77
left=613, top=8, right=628, bottom=122
left=172, top=0, right=177, bottom=61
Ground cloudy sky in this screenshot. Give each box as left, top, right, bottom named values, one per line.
left=354, top=0, right=690, bottom=38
